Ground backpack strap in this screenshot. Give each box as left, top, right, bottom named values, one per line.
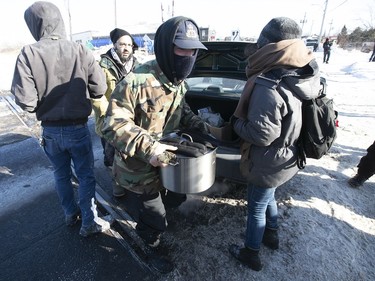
left=256, top=73, right=307, bottom=169
left=255, top=74, right=292, bottom=105
left=254, top=75, right=281, bottom=89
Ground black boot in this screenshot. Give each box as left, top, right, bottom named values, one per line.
left=262, top=228, right=279, bottom=250
left=136, top=228, right=161, bottom=248
left=348, top=174, right=367, bottom=188
left=229, top=244, right=262, bottom=271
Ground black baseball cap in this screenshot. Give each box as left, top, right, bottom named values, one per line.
left=174, top=20, right=207, bottom=50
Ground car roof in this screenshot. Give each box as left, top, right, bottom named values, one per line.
left=189, top=41, right=252, bottom=80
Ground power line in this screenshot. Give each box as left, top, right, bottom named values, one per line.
left=329, top=0, right=348, bottom=12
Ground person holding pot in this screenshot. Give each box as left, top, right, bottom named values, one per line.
left=101, top=16, right=208, bottom=250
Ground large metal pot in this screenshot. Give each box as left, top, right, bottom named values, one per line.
left=160, top=147, right=217, bottom=194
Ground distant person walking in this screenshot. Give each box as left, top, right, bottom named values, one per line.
left=323, top=38, right=332, bottom=63
left=11, top=1, right=111, bottom=237
left=369, top=44, right=375, bottom=62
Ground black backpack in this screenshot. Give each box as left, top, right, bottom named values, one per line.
left=296, top=77, right=338, bottom=169
left=255, top=75, right=338, bottom=170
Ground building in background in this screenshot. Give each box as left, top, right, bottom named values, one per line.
left=71, top=26, right=252, bottom=54
left=72, top=31, right=155, bottom=54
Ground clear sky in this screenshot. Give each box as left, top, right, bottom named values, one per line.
left=1, top=0, right=374, bottom=47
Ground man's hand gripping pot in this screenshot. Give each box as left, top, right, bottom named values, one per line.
left=149, top=143, right=178, bottom=167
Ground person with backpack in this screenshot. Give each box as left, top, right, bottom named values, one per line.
left=348, top=140, right=375, bottom=187
left=92, top=28, right=140, bottom=198
left=228, top=17, right=321, bottom=271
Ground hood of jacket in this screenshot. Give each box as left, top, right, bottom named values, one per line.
left=267, top=59, right=321, bottom=101
left=154, top=16, right=200, bottom=85
left=24, top=1, right=66, bottom=41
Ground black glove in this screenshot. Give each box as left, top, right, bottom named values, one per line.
left=160, top=140, right=208, bottom=157
left=197, top=121, right=210, bottom=135
left=230, top=115, right=239, bottom=127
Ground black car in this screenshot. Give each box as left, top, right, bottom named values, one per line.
left=305, top=39, right=318, bottom=52
left=185, top=41, right=327, bottom=185
left=185, top=41, right=251, bottom=184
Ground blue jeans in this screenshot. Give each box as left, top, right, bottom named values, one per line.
left=245, top=184, right=278, bottom=250
left=42, top=124, right=96, bottom=227
left=323, top=51, right=331, bottom=63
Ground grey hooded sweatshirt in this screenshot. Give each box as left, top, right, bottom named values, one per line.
left=11, top=1, right=106, bottom=125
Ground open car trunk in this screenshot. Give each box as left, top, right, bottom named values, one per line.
left=184, top=41, right=253, bottom=184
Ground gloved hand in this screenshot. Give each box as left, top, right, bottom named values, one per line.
left=91, top=95, right=109, bottom=118
left=230, top=115, right=239, bottom=127
left=91, top=96, right=109, bottom=137
left=149, top=143, right=178, bottom=167
left=198, top=121, right=210, bottom=135
left=157, top=151, right=178, bottom=166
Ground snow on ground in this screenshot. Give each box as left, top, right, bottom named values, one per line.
left=1, top=45, right=374, bottom=280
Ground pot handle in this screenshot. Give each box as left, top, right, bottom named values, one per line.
left=180, top=133, right=193, bottom=143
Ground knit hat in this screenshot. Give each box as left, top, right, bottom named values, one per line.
left=110, top=28, right=138, bottom=48
left=174, top=20, right=207, bottom=50
left=257, top=17, right=301, bottom=48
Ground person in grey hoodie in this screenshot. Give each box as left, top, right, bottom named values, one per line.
left=11, top=1, right=110, bottom=237
left=229, top=17, right=320, bottom=271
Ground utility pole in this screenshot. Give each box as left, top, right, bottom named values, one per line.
left=114, top=0, right=117, bottom=27
left=328, top=19, right=333, bottom=37
left=67, top=0, right=72, bottom=41
left=160, top=1, right=174, bottom=23
left=318, top=0, right=328, bottom=47
left=161, top=3, right=164, bottom=22
left=300, top=12, right=307, bottom=36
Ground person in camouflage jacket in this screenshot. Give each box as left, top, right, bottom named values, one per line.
left=101, top=16, right=208, bottom=248
left=101, top=28, right=140, bottom=101
left=95, top=29, right=140, bottom=167
left=94, top=28, right=140, bottom=198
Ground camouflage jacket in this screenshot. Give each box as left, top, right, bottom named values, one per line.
left=99, top=51, right=140, bottom=100
left=101, top=59, right=207, bottom=194
left=92, top=52, right=140, bottom=136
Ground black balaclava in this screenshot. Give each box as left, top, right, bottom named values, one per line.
left=154, top=16, right=206, bottom=85
left=173, top=52, right=196, bottom=81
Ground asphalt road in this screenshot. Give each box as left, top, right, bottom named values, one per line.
left=0, top=94, right=158, bottom=281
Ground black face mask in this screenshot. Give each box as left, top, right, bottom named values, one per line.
left=173, top=54, right=196, bottom=82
